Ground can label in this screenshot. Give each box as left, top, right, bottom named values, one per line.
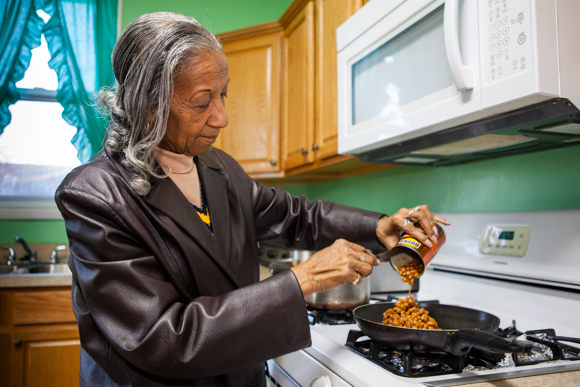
left=399, top=237, right=422, bottom=249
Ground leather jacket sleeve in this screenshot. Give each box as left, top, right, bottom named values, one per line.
left=250, top=177, right=386, bottom=252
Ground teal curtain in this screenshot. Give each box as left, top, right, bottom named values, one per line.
left=0, top=0, right=44, bottom=135
left=40, top=0, right=117, bottom=162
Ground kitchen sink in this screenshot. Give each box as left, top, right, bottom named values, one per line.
left=0, top=265, right=16, bottom=275
left=0, top=263, right=71, bottom=275
left=27, top=263, right=71, bottom=274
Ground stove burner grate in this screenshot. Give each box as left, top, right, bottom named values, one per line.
left=307, top=306, right=354, bottom=325
left=496, top=321, right=580, bottom=365
left=513, top=328, right=580, bottom=365
left=346, top=330, right=465, bottom=377
left=345, top=322, right=580, bottom=378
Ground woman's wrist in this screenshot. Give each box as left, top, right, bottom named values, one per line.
left=290, top=266, right=316, bottom=297
left=375, top=215, right=389, bottom=249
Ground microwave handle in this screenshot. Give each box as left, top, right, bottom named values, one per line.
left=444, top=0, right=474, bottom=91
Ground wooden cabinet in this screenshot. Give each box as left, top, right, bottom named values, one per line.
left=0, top=287, right=80, bottom=387
left=282, top=1, right=316, bottom=171
left=282, top=0, right=363, bottom=171
left=216, top=0, right=394, bottom=183
left=315, top=0, right=362, bottom=160
left=218, top=31, right=283, bottom=175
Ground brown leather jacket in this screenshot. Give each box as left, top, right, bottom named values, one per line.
left=55, top=144, right=385, bottom=386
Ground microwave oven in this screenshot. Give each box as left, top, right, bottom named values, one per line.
left=336, top=0, right=580, bottom=166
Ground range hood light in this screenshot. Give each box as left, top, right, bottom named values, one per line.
left=563, top=137, right=580, bottom=143
left=411, top=134, right=536, bottom=156
left=539, top=122, right=580, bottom=135
left=392, top=157, right=439, bottom=164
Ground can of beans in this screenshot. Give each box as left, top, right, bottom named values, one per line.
left=381, top=224, right=446, bottom=284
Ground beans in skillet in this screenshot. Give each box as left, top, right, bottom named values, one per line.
left=397, top=258, right=424, bottom=285
left=381, top=296, right=441, bottom=330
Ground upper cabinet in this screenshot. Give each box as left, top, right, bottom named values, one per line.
left=216, top=0, right=392, bottom=183
left=218, top=31, right=283, bottom=175
left=281, top=0, right=363, bottom=171
left=315, top=0, right=362, bottom=160
left=282, top=2, right=316, bottom=171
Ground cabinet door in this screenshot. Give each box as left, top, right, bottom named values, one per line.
left=221, top=33, right=282, bottom=174
left=0, top=288, right=80, bottom=387
left=282, top=1, right=315, bottom=170
left=24, top=339, right=80, bottom=387
left=315, top=0, right=361, bottom=160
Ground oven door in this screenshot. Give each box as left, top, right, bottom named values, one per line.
left=269, top=350, right=353, bottom=387
left=337, top=0, right=482, bottom=156
left=266, top=359, right=300, bottom=387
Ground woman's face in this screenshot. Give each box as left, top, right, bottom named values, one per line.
left=159, top=51, right=229, bottom=157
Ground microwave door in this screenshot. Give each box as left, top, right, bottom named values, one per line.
left=338, top=0, right=483, bottom=156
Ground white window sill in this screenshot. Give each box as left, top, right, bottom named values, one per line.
left=0, top=197, right=63, bottom=220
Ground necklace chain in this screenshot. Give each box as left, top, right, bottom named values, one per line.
left=162, top=163, right=194, bottom=175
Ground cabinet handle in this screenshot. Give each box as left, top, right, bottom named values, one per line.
left=301, top=148, right=308, bottom=155
left=269, top=159, right=277, bottom=166
left=312, top=144, right=319, bottom=151
left=13, top=339, right=22, bottom=347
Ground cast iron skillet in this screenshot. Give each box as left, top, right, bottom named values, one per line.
left=353, top=302, right=524, bottom=355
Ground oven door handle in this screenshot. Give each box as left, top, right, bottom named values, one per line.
left=444, top=0, right=474, bottom=91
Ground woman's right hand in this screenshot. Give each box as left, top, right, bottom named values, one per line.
left=290, top=239, right=380, bottom=297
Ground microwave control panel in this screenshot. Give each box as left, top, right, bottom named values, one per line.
left=482, top=0, right=533, bottom=83
left=479, top=224, right=530, bottom=257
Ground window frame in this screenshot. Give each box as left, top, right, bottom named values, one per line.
left=0, top=196, right=62, bottom=220
left=0, top=74, right=72, bottom=221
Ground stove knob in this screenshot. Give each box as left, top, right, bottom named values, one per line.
left=266, top=250, right=278, bottom=259
left=310, top=375, right=332, bottom=387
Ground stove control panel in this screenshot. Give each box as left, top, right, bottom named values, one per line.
left=479, top=224, right=530, bottom=257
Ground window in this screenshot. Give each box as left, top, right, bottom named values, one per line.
left=0, top=10, right=81, bottom=199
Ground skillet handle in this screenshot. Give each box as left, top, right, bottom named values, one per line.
left=448, top=330, right=524, bottom=356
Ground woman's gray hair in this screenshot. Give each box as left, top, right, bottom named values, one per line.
left=97, top=12, right=222, bottom=196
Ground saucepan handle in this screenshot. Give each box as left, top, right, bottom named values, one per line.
left=269, top=261, right=292, bottom=275
left=447, top=330, right=524, bottom=356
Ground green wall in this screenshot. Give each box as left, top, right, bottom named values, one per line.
left=3, top=144, right=578, bottom=244
left=278, top=145, right=580, bottom=216
left=121, top=0, right=294, bottom=34
left=0, top=220, right=68, bottom=244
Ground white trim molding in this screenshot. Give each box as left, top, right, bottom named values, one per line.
left=0, top=197, right=63, bottom=220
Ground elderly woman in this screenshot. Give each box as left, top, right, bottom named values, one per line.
left=55, top=12, right=449, bottom=386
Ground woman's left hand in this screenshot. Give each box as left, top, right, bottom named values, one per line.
left=376, top=205, right=451, bottom=250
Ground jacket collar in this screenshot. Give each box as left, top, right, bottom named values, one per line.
left=102, top=137, right=240, bottom=288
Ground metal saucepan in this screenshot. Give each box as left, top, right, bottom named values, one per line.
left=353, top=302, right=524, bottom=355
left=269, top=249, right=370, bottom=310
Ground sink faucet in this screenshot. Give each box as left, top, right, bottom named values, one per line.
left=1, top=246, right=16, bottom=266
left=50, top=245, right=67, bottom=264
left=15, top=236, right=36, bottom=262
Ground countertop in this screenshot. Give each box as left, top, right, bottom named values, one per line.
left=0, top=264, right=271, bottom=288
left=259, top=265, right=272, bottom=281
left=0, top=272, right=72, bottom=288
left=463, top=370, right=580, bottom=386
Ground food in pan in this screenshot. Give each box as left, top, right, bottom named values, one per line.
left=397, top=258, right=424, bottom=285
left=381, top=296, right=441, bottom=330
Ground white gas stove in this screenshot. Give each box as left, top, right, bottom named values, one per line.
left=267, top=210, right=580, bottom=386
